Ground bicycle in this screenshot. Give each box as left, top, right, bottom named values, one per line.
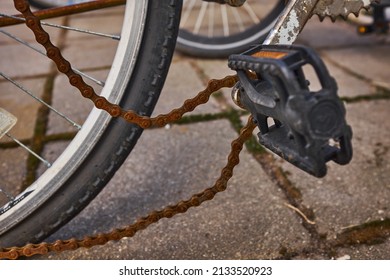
left=0, top=0, right=374, bottom=259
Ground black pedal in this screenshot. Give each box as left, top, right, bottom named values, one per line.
left=228, top=45, right=353, bottom=177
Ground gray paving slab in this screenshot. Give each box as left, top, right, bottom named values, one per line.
left=298, top=17, right=386, bottom=49
left=277, top=100, right=390, bottom=244
left=67, top=7, right=124, bottom=40
left=302, top=59, right=374, bottom=98
left=0, top=43, right=52, bottom=78
left=46, top=70, right=104, bottom=135
left=194, top=58, right=251, bottom=110
left=0, top=147, right=27, bottom=198
left=36, top=140, right=70, bottom=178
left=41, top=120, right=309, bottom=259
left=0, top=23, right=62, bottom=46
left=323, top=46, right=390, bottom=90
left=156, top=59, right=220, bottom=116
left=337, top=239, right=390, bottom=260
left=61, top=37, right=118, bottom=70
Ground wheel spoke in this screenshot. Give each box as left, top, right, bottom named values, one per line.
left=181, top=0, right=197, bottom=27
left=0, top=72, right=82, bottom=130
left=242, top=2, right=261, bottom=24
left=220, top=4, right=229, bottom=36
left=176, top=0, right=286, bottom=57
left=231, top=5, right=245, bottom=32
left=0, top=13, right=120, bottom=40
left=194, top=2, right=208, bottom=35
left=6, top=133, right=51, bottom=168
left=0, top=28, right=106, bottom=87
left=208, top=3, right=215, bottom=38
left=0, top=188, right=14, bottom=201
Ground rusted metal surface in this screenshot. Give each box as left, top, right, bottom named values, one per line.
left=0, top=0, right=125, bottom=27
left=264, top=0, right=320, bottom=45
left=313, top=0, right=374, bottom=20
left=264, top=0, right=375, bottom=45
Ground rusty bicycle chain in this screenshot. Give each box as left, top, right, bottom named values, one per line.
left=0, top=0, right=256, bottom=259
left=11, top=0, right=242, bottom=129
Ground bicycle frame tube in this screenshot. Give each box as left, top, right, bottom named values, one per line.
left=0, top=0, right=125, bottom=27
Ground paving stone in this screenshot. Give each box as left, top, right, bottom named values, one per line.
left=194, top=58, right=247, bottom=110
left=46, top=69, right=105, bottom=135
left=302, top=59, right=373, bottom=98
left=1, top=24, right=58, bottom=46
left=69, top=5, right=124, bottom=18
left=1, top=1, right=20, bottom=15
left=36, top=141, right=70, bottom=178
left=155, top=59, right=221, bottom=116
left=276, top=100, right=390, bottom=245
left=336, top=239, right=390, bottom=260
left=1, top=17, right=65, bottom=46
left=195, top=58, right=236, bottom=80
left=0, top=147, right=27, bottom=198
left=42, top=120, right=309, bottom=259
left=323, top=46, right=390, bottom=90
left=0, top=43, right=52, bottom=78
left=61, top=37, right=117, bottom=70
left=67, top=8, right=124, bottom=40
left=297, top=17, right=387, bottom=49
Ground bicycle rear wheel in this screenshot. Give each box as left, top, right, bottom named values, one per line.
left=0, top=0, right=181, bottom=247
left=177, top=0, right=285, bottom=57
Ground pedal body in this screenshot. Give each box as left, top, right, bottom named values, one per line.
left=229, top=45, right=353, bottom=177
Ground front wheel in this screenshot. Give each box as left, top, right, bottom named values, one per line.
left=0, top=0, right=182, bottom=247
left=177, top=0, right=285, bottom=57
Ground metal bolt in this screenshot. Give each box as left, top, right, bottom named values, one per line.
left=231, top=83, right=245, bottom=109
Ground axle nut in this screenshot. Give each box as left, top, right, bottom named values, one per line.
left=231, top=83, right=245, bottom=109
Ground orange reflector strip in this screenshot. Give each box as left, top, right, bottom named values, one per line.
left=251, top=51, right=288, bottom=59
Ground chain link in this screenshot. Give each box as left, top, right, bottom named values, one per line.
left=0, top=0, right=256, bottom=259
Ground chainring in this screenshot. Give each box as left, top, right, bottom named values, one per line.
left=313, top=0, right=377, bottom=20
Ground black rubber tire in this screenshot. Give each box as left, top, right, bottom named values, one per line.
left=176, top=0, right=285, bottom=58
left=0, top=0, right=182, bottom=247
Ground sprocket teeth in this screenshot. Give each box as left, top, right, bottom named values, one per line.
left=312, top=0, right=376, bottom=22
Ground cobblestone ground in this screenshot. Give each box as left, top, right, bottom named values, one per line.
left=0, top=3, right=389, bottom=259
